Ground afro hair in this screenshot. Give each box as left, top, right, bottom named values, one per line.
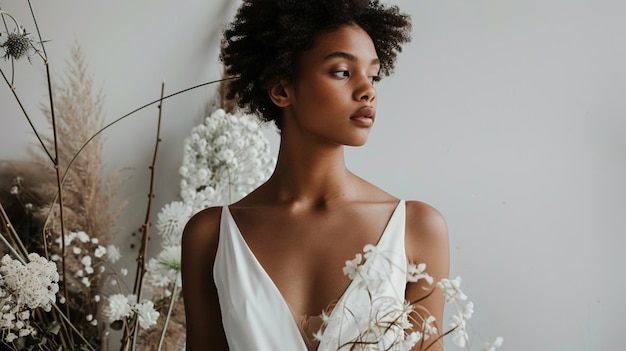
left=221, top=0, right=412, bottom=129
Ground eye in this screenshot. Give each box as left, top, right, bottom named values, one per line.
left=370, top=75, right=381, bottom=84
left=331, top=70, right=350, bottom=79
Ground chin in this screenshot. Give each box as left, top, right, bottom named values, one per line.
left=345, top=137, right=369, bottom=147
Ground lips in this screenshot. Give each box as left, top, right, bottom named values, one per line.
left=350, top=106, right=375, bottom=122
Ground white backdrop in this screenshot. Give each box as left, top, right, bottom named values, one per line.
left=1, top=1, right=624, bottom=350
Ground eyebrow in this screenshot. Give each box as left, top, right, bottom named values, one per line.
left=323, top=52, right=380, bottom=65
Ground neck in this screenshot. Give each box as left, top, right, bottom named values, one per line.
left=266, top=136, right=356, bottom=206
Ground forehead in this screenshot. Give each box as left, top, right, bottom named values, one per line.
left=301, top=24, right=378, bottom=64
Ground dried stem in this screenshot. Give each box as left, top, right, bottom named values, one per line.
left=43, top=58, right=72, bottom=327
left=27, top=0, right=47, bottom=60
left=157, top=278, right=180, bottom=351
left=0, top=203, right=29, bottom=260
left=126, top=81, right=166, bottom=351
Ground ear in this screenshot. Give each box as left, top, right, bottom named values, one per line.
left=268, top=81, right=292, bottom=107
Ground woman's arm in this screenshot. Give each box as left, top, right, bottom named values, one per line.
left=404, top=201, right=450, bottom=351
left=182, top=206, right=229, bottom=350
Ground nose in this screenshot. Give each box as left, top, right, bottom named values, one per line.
left=353, top=75, right=376, bottom=103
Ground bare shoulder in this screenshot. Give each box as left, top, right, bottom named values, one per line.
left=182, top=206, right=222, bottom=251
left=404, top=200, right=449, bottom=268
left=182, top=206, right=230, bottom=349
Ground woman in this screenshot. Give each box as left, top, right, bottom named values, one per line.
left=182, top=1, right=449, bottom=350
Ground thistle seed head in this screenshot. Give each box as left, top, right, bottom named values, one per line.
left=1, top=31, right=33, bottom=60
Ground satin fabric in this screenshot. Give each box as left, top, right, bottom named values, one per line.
left=214, top=201, right=407, bottom=350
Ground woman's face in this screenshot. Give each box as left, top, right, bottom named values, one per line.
left=281, top=24, right=380, bottom=147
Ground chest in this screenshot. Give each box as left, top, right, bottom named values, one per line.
left=227, top=204, right=402, bottom=317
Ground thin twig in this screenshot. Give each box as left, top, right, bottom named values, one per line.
left=157, top=278, right=180, bottom=351
left=0, top=203, right=29, bottom=260
left=60, top=77, right=235, bottom=188
left=26, top=0, right=46, bottom=60
left=128, top=81, right=166, bottom=351
left=44, top=54, right=72, bottom=325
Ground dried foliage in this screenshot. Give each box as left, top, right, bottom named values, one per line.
left=35, top=43, right=127, bottom=242
left=0, top=43, right=128, bottom=346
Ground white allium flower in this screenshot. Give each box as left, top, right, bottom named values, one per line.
left=106, top=245, right=122, bottom=263
left=147, top=245, right=182, bottom=287
left=135, top=300, right=160, bottom=329
left=179, top=108, right=275, bottom=210
left=103, top=294, right=133, bottom=322
left=156, top=201, right=192, bottom=247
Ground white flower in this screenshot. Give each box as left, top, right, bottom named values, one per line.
left=483, top=336, right=504, bottom=351
left=147, top=245, right=182, bottom=287
left=103, top=294, right=133, bottom=322
left=0, top=253, right=59, bottom=342
left=106, top=245, right=122, bottom=263
left=135, top=300, right=159, bottom=329
left=437, top=276, right=467, bottom=303
left=81, top=255, right=92, bottom=268
left=179, top=108, right=275, bottom=208
left=407, top=262, right=433, bottom=285
left=463, top=301, right=474, bottom=320
left=0, top=253, right=59, bottom=311
left=76, top=231, right=90, bottom=243
left=342, top=253, right=363, bottom=279
left=422, top=315, right=438, bottom=338
left=94, top=245, right=106, bottom=258
left=401, top=331, right=421, bottom=349
left=449, top=313, right=468, bottom=348
left=156, top=201, right=192, bottom=247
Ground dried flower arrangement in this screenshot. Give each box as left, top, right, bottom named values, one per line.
left=0, top=3, right=273, bottom=350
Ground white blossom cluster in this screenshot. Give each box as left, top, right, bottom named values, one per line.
left=178, top=108, right=275, bottom=213
left=102, top=293, right=159, bottom=330
left=435, top=277, right=502, bottom=351
left=52, top=231, right=122, bottom=288
left=0, top=253, right=59, bottom=343
left=150, top=109, right=275, bottom=291
left=318, top=244, right=430, bottom=350
left=146, top=245, right=182, bottom=292
left=316, top=245, right=503, bottom=351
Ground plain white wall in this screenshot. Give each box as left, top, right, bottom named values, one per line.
left=1, top=1, right=624, bottom=350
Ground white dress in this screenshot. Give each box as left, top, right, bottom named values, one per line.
left=213, top=201, right=408, bottom=351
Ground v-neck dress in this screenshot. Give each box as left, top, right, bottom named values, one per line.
left=213, top=201, right=408, bottom=351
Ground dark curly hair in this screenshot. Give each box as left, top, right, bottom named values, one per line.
left=221, top=0, right=412, bottom=129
